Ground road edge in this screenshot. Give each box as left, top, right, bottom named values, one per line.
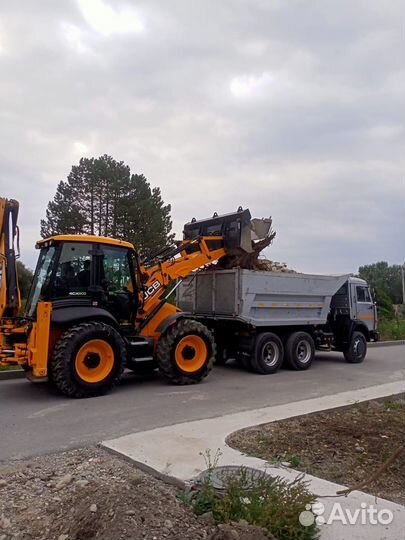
left=369, top=340, right=405, bottom=347
left=0, top=370, right=25, bottom=381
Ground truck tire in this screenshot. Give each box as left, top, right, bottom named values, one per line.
left=156, top=319, right=215, bottom=384
left=49, top=322, right=126, bottom=398
left=344, top=331, right=367, bottom=363
left=250, top=332, right=284, bottom=374
left=285, top=331, right=315, bottom=370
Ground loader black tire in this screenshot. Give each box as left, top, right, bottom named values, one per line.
left=285, top=331, right=315, bottom=370
left=251, top=332, right=284, bottom=374
left=343, top=331, right=367, bottom=363
left=49, top=322, right=126, bottom=398
left=156, top=319, right=215, bottom=385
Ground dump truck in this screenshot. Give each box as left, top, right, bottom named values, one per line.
left=0, top=197, right=271, bottom=397
left=177, top=268, right=379, bottom=372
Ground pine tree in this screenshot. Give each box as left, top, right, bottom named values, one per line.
left=40, top=155, right=173, bottom=255
left=16, top=261, right=33, bottom=299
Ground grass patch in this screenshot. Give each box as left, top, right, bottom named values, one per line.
left=384, top=399, right=403, bottom=410
left=183, top=451, right=319, bottom=540
left=0, top=365, right=22, bottom=372
left=379, top=318, right=405, bottom=340
left=228, top=395, right=405, bottom=505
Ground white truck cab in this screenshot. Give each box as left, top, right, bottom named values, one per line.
left=348, top=277, right=378, bottom=338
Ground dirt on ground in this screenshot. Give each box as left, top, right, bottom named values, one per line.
left=0, top=447, right=271, bottom=540
left=227, top=394, right=405, bottom=505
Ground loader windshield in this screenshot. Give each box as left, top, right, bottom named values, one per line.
left=25, top=246, right=57, bottom=317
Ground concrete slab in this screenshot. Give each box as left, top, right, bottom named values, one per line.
left=103, top=380, right=405, bottom=540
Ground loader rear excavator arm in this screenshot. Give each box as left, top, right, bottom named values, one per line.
left=0, top=198, right=21, bottom=318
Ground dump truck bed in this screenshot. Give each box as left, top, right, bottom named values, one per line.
left=177, top=269, right=351, bottom=326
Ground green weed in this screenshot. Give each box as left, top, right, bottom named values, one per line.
left=189, top=450, right=319, bottom=540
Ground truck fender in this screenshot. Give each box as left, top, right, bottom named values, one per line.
left=352, top=321, right=370, bottom=341
left=337, top=319, right=370, bottom=349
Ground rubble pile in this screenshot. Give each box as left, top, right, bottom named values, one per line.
left=217, top=216, right=294, bottom=272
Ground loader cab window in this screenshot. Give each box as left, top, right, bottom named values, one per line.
left=53, top=242, right=92, bottom=298
left=99, top=245, right=137, bottom=321
left=100, top=246, right=134, bottom=292
left=25, top=246, right=57, bottom=317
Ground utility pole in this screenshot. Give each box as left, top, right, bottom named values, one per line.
left=402, top=263, right=405, bottom=305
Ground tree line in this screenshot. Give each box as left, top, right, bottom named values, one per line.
left=40, top=154, right=174, bottom=257
left=18, top=154, right=174, bottom=298
left=358, top=262, right=403, bottom=318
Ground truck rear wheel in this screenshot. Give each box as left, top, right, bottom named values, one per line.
left=156, top=319, right=215, bottom=384
left=49, top=322, right=126, bottom=398
left=344, top=331, right=367, bottom=363
left=285, top=331, right=315, bottom=370
left=250, top=332, right=284, bottom=374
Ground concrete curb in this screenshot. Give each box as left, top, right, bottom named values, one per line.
left=369, top=340, right=405, bottom=347
left=0, top=370, right=25, bottom=381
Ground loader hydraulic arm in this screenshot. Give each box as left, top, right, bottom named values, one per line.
left=137, top=208, right=257, bottom=322
left=139, top=236, right=227, bottom=315
left=0, top=198, right=21, bottom=318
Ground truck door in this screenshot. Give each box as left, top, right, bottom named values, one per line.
left=353, top=284, right=376, bottom=332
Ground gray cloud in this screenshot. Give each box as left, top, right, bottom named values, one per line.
left=0, top=0, right=403, bottom=272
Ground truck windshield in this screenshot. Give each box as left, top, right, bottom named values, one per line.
left=25, top=246, right=57, bottom=317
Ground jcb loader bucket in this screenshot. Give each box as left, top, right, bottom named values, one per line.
left=183, top=207, right=272, bottom=254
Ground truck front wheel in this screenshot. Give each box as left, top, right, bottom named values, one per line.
left=285, top=331, right=315, bottom=370
left=156, top=319, right=215, bottom=384
left=251, top=332, right=284, bottom=374
left=344, top=331, right=367, bottom=363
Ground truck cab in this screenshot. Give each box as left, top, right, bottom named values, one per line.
left=349, top=277, right=378, bottom=341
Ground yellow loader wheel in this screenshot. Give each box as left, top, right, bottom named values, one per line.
left=156, top=319, right=215, bottom=384
left=49, top=322, right=126, bottom=398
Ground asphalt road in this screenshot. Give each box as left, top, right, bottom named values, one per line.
left=0, top=345, right=404, bottom=461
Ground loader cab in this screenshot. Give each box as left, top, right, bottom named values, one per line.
left=25, top=236, right=139, bottom=323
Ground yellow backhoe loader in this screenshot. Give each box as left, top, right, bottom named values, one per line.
left=0, top=198, right=266, bottom=398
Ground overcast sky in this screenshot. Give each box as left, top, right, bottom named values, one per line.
left=0, top=0, right=404, bottom=273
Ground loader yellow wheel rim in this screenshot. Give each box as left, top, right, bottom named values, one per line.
left=175, top=335, right=208, bottom=373
left=75, top=340, right=115, bottom=383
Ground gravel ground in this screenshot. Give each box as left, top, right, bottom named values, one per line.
left=0, top=447, right=270, bottom=540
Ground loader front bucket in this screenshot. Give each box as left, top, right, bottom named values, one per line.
left=184, top=207, right=253, bottom=253
left=183, top=207, right=255, bottom=253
